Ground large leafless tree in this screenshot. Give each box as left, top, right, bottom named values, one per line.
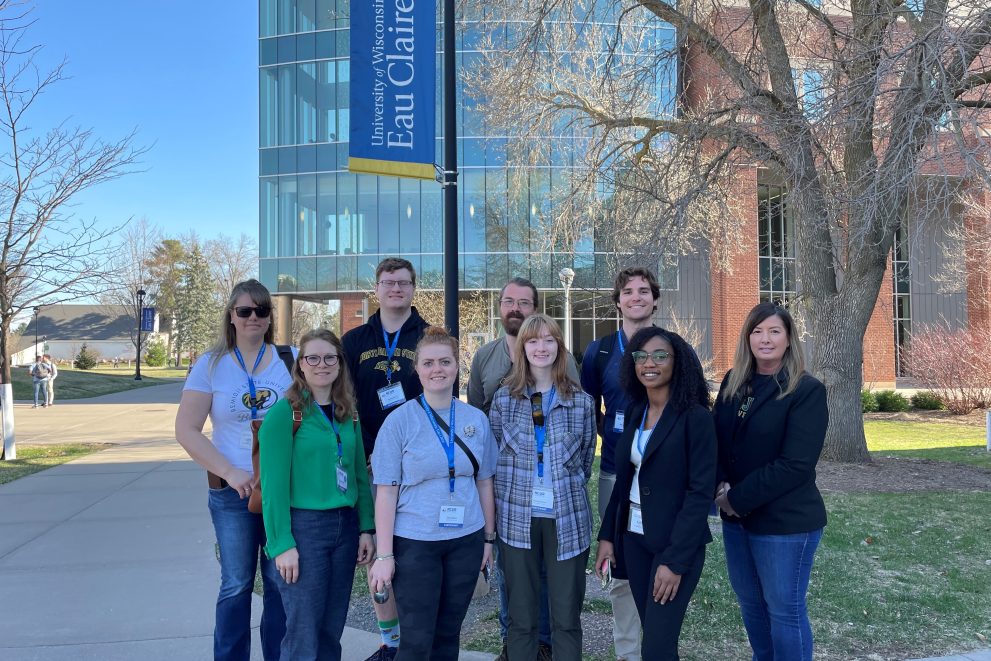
left=466, top=0, right=991, bottom=461
left=0, top=5, right=143, bottom=458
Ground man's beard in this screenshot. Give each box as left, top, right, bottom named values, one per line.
left=503, top=312, right=525, bottom=336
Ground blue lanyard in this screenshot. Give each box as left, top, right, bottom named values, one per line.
left=317, top=402, right=343, bottom=464
left=533, top=386, right=556, bottom=480
left=616, top=330, right=626, bottom=355
left=382, top=327, right=401, bottom=383
left=233, top=345, right=267, bottom=420
left=636, top=407, right=652, bottom=457
left=421, top=395, right=456, bottom=494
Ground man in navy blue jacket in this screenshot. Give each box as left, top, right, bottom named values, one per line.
left=580, top=266, right=661, bottom=661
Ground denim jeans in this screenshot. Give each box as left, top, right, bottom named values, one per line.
left=275, top=507, right=358, bottom=661
left=392, top=530, right=484, bottom=661
left=496, top=545, right=552, bottom=645
left=33, top=378, right=48, bottom=406
left=722, top=521, right=823, bottom=661
left=208, top=486, right=286, bottom=661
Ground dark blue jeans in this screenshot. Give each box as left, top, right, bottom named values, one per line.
left=496, top=544, right=552, bottom=645
left=208, top=486, right=285, bottom=661
left=276, top=507, right=359, bottom=661
left=392, top=530, right=484, bottom=661
left=722, top=521, right=823, bottom=661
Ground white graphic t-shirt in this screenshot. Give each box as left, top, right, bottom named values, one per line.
left=184, top=346, right=295, bottom=473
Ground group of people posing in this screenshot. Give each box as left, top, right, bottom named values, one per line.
left=175, top=257, right=828, bottom=661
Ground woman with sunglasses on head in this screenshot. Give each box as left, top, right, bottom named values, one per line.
left=594, top=327, right=716, bottom=660
left=488, top=314, right=596, bottom=661
left=258, top=328, right=374, bottom=661
left=712, top=303, right=827, bottom=661
left=367, top=326, right=497, bottom=661
left=175, top=279, right=294, bottom=661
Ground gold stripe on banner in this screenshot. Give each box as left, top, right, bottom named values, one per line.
left=348, top=157, right=436, bottom=181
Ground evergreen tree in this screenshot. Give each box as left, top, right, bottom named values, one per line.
left=146, top=239, right=186, bottom=362
left=75, top=343, right=98, bottom=370
left=174, top=244, right=219, bottom=361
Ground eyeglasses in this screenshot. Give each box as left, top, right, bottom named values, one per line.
left=233, top=306, right=272, bottom=319
left=631, top=349, right=671, bottom=364
left=302, top=354, right=340, bottom=367
left=378, top=279, right=414, bottom=290
left=499, top=297, right=534, bottom=310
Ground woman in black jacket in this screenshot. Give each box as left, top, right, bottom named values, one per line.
left=594, top=327, right=716, bottom=660
left=713, top=302, right=827, bottom=661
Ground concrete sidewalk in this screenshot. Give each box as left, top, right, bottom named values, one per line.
left=0, top=386, right=493, bottom=660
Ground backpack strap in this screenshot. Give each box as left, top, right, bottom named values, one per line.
left=275, top=344, right=295, bottom=375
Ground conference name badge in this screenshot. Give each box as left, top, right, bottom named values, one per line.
left=439, top=503, right=466, bottom=528
left=377, top=382, right=406, bottom=410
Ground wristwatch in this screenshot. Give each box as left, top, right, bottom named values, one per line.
left=484, top=531, right=498, bottom=544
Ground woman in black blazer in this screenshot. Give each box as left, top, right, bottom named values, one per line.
left=713, top=302, right=827, bottom=661
left=594, top=327, right=716, bottom=660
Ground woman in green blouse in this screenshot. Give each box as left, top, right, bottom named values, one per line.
left=259, top=328, right=375, bottom=661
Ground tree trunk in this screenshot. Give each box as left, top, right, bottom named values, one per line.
left=0, top=320, right=16, bottom=459
left=809, top=293, right=875, bottom=463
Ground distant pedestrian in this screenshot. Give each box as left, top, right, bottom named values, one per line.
left=113, top=356, right=120, bottom=368
left=43, top=354, right=58, bottom=406
left=30, top=355, right=51, bottom=408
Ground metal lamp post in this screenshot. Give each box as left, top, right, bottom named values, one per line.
left=135, top=289, right=146, bottom=381
left=33, top=307, right=41, bottom=360
left=558, top=267, right=575, bottom=353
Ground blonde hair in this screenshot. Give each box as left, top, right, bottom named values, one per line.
left=505, top=314, right=579, bottom=399
left=414, top=326, right=459, bottom=363
left=285, top=328, right=356, bottom=420
left=722, top=302, right=807, bottom=402
left=208, top=279, right=276, bottom=369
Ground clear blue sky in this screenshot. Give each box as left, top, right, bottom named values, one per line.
left=29, top=1, right=258, bottom=240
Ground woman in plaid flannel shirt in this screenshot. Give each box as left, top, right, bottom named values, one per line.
left=489, top=314, right=597, bottom=661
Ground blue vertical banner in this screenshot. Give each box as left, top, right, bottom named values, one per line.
left=349, top=0, right=437, bottom=180
left=140, top=307, right=156, bottom=332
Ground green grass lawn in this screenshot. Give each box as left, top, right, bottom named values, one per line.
left=10, top=365, right=181, bottom=400
left=0, top=444, right=111, bottom=485
left=865, top=420, right=991, bottom=468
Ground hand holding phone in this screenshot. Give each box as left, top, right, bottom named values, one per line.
left=599, top=560, right=612, bottom=589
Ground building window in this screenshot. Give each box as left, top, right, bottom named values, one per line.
left=758, top=184, right=796, bottom=304
left=892, top=224, right=911, bottom=376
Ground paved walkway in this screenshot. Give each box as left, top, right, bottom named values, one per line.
left=1, top=384, right=987, bottom=660
left=0, top=384, right=492, bottom=660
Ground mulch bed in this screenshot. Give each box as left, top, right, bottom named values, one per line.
left=817, top=457, right=991, bottom=493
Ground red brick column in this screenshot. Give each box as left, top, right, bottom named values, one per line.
left=862, top=260, right=897, bottom=387
left=710, top=165, right=760, bottom=377
left=340, top=293, right=368, bottom=334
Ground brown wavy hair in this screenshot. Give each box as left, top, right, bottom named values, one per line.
left=208, top=279, right=276, bottom=369
left=504, top=314, right=580, bottom=399
left=285, top=328, right=357, bottom=421
left=722, top=302, right=807, bottom=402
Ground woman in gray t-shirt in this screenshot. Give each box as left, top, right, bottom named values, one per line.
left=369, top=327, right=497, bottom=661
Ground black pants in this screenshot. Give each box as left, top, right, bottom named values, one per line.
left=392, top=530, right=483, bottom=661
left=500, top=518, right=589, bottom=661
left=623, top=531, right=705, bottom=661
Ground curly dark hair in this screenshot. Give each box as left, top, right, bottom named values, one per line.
left=620, top=327, right=711, bottom=412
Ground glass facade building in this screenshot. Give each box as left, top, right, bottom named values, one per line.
left=258, top=0, right=679, bottom=309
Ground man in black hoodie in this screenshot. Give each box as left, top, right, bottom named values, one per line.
left=342, top=256, right=429, bottom=661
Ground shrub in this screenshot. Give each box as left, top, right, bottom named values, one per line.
left=144, top=340, right=168, bottom=367
left=861, top=389, right=879, bottom=413
left=75, top=343, right=99, bottom=370
left=910, top=391, right=946, bottom=411
left=875, top=390, right=910, bottom=412
left=904, top=326, right=991, bottom=414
